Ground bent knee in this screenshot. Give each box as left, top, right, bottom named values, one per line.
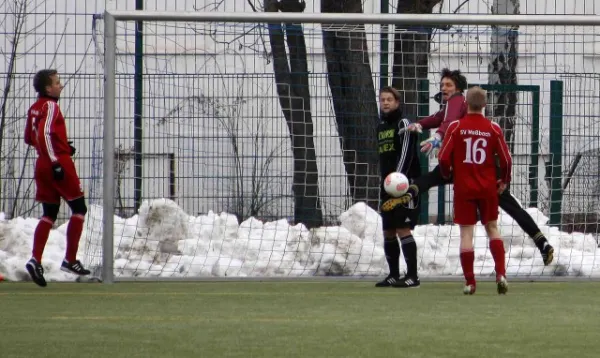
left=68, top=197, right=88, bottom=216
left=42, top=203, right=60, bottom=222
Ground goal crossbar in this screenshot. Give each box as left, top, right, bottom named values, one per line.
left=101, top=10, right=600, bottom=284
left=104, top=10, right=600, bottom=26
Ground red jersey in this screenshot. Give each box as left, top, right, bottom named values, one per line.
left=418, top=93, right=467, bottom=138
left=25, top=97, right=72, bottom=163
left=438, top=113, right=512, bottom=199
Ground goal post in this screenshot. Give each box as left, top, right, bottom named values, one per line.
left=96, top=10, right=600, bottom=283
left=103, top=11, right=116, bottom=284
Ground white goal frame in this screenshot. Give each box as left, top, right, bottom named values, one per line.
left=102, top=10, right=600, bottom=284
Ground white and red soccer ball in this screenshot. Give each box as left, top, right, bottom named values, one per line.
left=384, top=172, right=410, bottom=197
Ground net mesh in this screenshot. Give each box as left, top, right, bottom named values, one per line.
left=83, top=8, right=600, bottom=279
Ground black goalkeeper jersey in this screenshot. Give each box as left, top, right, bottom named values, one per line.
left=377, top=108, right=421, bottom=182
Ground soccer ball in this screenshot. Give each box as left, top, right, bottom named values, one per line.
left=384, top=172, right=410, bottom=197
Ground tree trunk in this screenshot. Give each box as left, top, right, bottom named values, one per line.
left=265, top=0, right=323, bottom=228
left=321, top=0, right=380, bottom=210
left=488, top=0, right=519, bottom=154
left=391, top=0, right=442, bottom=119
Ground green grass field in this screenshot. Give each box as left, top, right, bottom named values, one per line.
left=1, top=281, right=600, bottom=358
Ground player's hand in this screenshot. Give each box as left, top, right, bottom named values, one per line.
left=68, top=141, right=76, bottom=156
left=381, top=195, right=412, bottom=212
left=52, top=162, right=65, bottom=181
left=380, top=184, right=419, bottom=212
left=497, top=179, right=507, bottom=195
left=420, top=133, right=442, bottom=157
left=405, top=123, right=423, bottom=133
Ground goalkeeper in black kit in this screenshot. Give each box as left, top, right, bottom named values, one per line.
left=382, top=68, right=555, bottom=265
left=375, top=87, right=422, bottom=288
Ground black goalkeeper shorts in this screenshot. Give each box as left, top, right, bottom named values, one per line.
left=380, top=199, right=419, bottom=231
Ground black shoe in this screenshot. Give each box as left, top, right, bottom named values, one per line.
left=25, top=258, right=47, bottom=287
left=375, top=275, right=400, bottom=287
left=540, top=242, right=554, bottom=266
left=61, top=260, right=91, bottom=276
left=392, top=275, right=420, bottom=288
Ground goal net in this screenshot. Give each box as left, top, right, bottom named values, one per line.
left=84, top=11, right=600, bottom=281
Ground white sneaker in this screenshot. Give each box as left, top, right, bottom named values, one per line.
left=497, top=276, right=508, bottom=295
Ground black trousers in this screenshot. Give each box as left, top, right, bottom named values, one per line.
left=413, top=165, right=542, bottom=239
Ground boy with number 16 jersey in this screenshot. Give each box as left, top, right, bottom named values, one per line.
left=438, top=86, right=512, bottom=295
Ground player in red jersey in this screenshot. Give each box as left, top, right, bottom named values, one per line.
left=383, top=69, right=554, bottom=267
left=24, top=69, right=90, bottom=287
left=438, top=86, right=512, bottom=295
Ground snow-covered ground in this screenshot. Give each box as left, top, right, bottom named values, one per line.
left=0, top=198, right=599, bottom=282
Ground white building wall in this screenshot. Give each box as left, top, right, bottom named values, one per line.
left=1, top=0, right=600, bottom=221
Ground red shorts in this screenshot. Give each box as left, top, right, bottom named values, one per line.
left=453, top=195, right=499, bottom=225
left=35, top=157, right=84, bottom=204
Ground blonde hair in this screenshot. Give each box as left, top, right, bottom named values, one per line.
left=466, top=86, right=487, bottom=112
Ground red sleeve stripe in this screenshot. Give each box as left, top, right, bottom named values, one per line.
left=44, top=102, right=58, bottom=162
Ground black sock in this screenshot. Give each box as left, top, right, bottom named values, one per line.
left=532, top=232, right=548, bottom=250
left=400, top=235, right=418, bottom=277
left=383, top=236, right=400, bottom=278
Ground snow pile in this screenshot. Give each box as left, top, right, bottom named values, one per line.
left=0, top=198, right=599, bottom=282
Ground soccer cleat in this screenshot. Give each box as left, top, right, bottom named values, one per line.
left=25, top=258, right=47, bottom=287
left=497, top=276, right=508, bottom=295
left=463, top=284, right=476, bottom=295
left=375, top=275, right=400, bottom=287
left=392, top=275, right=420, bottom=288
left=61, top=260, right=91, bottom=276
left=541, top=242, right=554, bottom=266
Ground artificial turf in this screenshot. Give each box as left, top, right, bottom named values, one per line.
left=1, top=281, right=599, bottom=358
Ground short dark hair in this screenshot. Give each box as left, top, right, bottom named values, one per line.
left=379, top=86, right=401, bottom=101
left=440, top=68, right=467, bottom=92
left=33, top=69, right=58, bottom=95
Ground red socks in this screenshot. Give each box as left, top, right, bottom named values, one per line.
left=489, top=239, right=506, bottom=279
left=32, top=217, right=54, bottom=263
left=65, top=214, right=85, bottom=262
left=459, top=248, right=475, bottom=285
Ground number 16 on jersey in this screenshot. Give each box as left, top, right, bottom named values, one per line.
left=463, top=137, right=487, bottom=164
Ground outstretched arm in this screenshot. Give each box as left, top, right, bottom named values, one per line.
left=395, top=118, right=418, bottom=175
left=434, top=95, right=466, bottom=139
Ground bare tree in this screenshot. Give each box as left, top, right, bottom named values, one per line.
left=320, top=0, right=380, bottom=210
left=159, top=94, right=291, bottom=224
left=265, top=0, right=324, bottom=228
left=488, top=0, right=519, bottom=153
left=391, top=0, right=442, bottom=119
left=0, top=0, right=74, bottom=219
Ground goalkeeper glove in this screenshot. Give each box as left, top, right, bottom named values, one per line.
left=420, top=133, right=442, bottom=157
left=68, top=141, right=76, bottom=157
left=380, top=185, right=419, bottom=212
left=52, top=162, right=65, bottom=181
